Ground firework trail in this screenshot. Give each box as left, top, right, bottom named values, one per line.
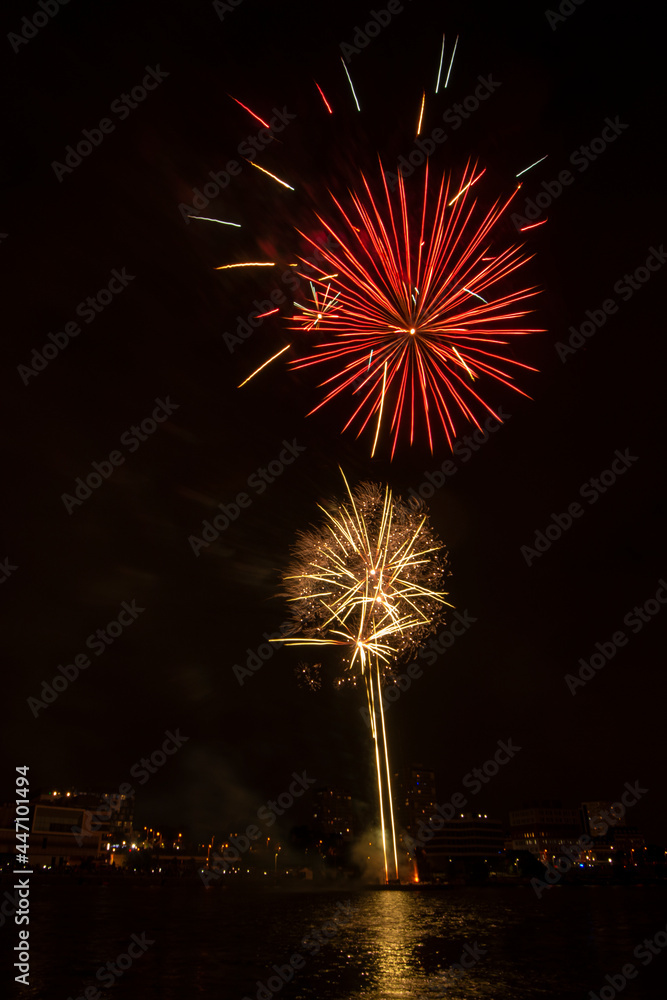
left=279, top=472, right=450, bottom=881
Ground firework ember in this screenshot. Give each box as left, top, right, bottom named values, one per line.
left=288, top=162, right=543, bottom=456
left=279, top=472, right=451, bottom=881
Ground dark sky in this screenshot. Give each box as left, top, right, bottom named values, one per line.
left=2, top=0, right=665, bottom=844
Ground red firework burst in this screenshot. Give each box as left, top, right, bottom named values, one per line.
left=288, top=161, right=543, bottom=456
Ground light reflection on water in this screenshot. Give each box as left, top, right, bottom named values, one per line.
left=13, top=882, right=667, bottom=1000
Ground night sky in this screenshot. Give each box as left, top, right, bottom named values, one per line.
left=2, top=0, right=665, bottom=845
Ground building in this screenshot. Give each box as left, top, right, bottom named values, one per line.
left=31, top=802, right=103, bottom=865
left=580, top=801, right=645, bottom=868
left=40, top=789, right=135, bottom=851
left=424, top=814, right=504, bottom=860
left=421, top=813, right=504, bottom=881
left=393, top=766, right=438, bottom=840
left=0, top=789, right=138, bottom=868
left=507, top=802, right=582, bottom=863
left=0, top=801, right=102, bottom=867
left=581, top=801, right=626, bottom=837
left=313, top=788, right=354, bottom=839
left=611, top=828, right=645, bottom=866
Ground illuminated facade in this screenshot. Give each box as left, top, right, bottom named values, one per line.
left=393, top=766, right=438, bottom=839
left=41, top=789, right=134, bottom=851
left=507, top=803, right=581, bottom=862
left=313, top=787, right=354, bottom=839
left=422, top=814, right=504, bottom=880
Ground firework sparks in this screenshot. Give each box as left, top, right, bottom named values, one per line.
left=215, top=261, right=275, bottom=271
left=281, top=474, right=450, bottom=672
left=435, top=34, right=446, bottom=93
left=515, top=155, right=548, bottom=178
left=315, top=80, right=333, bottom=114
left=288, top=162, right=542, bottom=456
left=416, top=92, right=426, bottom=136
left=448, top=168, right=485, bottom=206
left=341, top=58, right=361, bottom=111
left=279, top=473, right=450, bottom=881
left=238, top=343, right=291, bottom=387
left=291, top=281, right=340, bottom=331
left=444, top=34, right=459, bottom=88
left=188, top=216, right=241, bottom=227
left=247, top=160, right=295, bottom=191
left=229, top=95, right=270, bottom=128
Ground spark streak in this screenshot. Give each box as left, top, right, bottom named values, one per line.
left=462, top=287, right=488, bottom=304
left=416, top=92, right=426, bottom=136
left=452, top=346, right=475, bottom=378
left=248, top=160, right=295, bottom=191
left=448, top=167, right=485, bottom=206
left=215, top=262, right=275, bottom=270
left=341, top=58, right=361, bottom=111
left=238, top=344, right=291, bottom=387
left=229, top=95, right=270, bottom=128
left=444, top=34, right=459, bottom=88
left=435, top=34, right=446, bottom=93
left=515, top=155, right=548, bottom=178
left=188, top=216, right=241, bottom=227
left=315, top=80, right=333, bottom=113
left=520, top=219, right=548, bottom=231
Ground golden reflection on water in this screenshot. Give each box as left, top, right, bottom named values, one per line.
left=354, top=891, right=488, bottom=999
left=367, top=894, right=419, bottom=987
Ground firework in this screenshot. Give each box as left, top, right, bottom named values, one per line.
left=280, top=472, right=450, bottom=881
left=287, top=161, right=543, bottom=456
